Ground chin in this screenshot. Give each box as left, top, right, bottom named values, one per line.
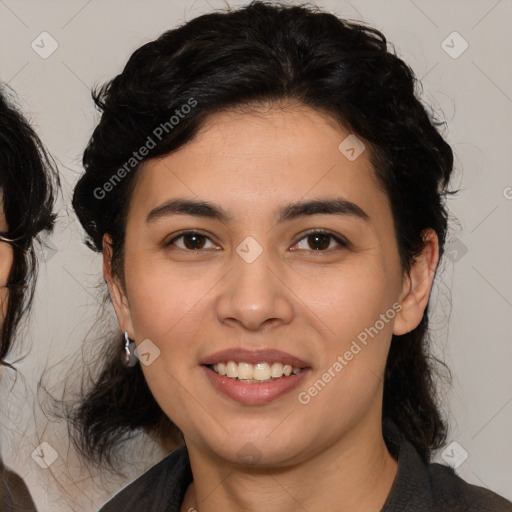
left=191, top=424, right=309, bottom=468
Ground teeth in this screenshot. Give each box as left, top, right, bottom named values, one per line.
left=210, top=360, right=303, bottom=381
left=253, top=363, right=271, bottom=381
left=238, top=362, right=253, bottom=380
left=226, top=361, right=238, bottom=378
left=270, top=362, right=283, bottom=378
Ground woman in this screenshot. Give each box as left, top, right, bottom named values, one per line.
left=71, top=2, right=512, bottom=510
left=0, top=88, right=57, bottom=511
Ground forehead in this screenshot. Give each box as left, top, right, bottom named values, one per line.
left=129, top=104, right=390, bottom=226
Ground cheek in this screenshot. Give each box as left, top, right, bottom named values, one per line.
left=294, top=296, right=395, bottom=435
left=296, top=260, right=398, bottom=341
left=0, top=247, right=13, bottom=321
left=124, top=258, right=219, bottom=355
left=0, top=246, right=13, bottom=284
left=124, top=263, right=212, bottom=424
left=294, top=260, right=399, bottom=409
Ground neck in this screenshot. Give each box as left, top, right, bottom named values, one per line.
left=182, top=420, right=398, bottom=512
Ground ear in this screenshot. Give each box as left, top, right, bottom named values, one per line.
left=393, top=229, right=439, bottom=336
left=103, top=234, right=135, bottom=337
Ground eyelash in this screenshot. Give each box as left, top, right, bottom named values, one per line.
left=165, top=229, right=348, bottom=253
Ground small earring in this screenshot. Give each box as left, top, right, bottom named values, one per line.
left=122, top=331, right=138, bottom=367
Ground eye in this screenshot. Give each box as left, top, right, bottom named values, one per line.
left=293, top=230, right=347, bottom=252
left=166, top=231, right=218, bottom=251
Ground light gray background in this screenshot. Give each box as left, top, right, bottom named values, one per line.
left=0, top=0, right=511, bottom=510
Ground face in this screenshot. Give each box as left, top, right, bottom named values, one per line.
left=0, top=193, right=14, bottom=321
left=107, top=103, right=437, bottom=467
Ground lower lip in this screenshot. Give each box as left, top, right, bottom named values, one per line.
left=202, top=365, right=310, bottom=405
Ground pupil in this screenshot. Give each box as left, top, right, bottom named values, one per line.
left=185, top=234, right=204, bottom=250
left=309, top=234, right=329, bottom=250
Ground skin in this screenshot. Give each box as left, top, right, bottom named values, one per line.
left=0, top=194, right=13, bottom=319
left=105, top=102, right=439, bottom=512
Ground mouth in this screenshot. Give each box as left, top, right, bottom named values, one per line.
left=200, top=348, right=310, bottom=404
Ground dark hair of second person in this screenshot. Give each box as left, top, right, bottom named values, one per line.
left=0, top=87, right=58, bottom=511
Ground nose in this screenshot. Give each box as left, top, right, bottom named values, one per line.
left=215, top=241, right=294, bottom=332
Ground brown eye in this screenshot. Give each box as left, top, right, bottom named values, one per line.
left=167, top=231, right=216, bottom=250
left=294, top=231, right=347, bottom=252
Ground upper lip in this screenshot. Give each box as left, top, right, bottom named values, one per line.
left=200, top=348, right=309, bottom=368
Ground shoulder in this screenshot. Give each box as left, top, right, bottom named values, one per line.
left=427, top=462, right=512, bottom=512
left=0, top=457, right=38, bottom=512
left=99, top=445, right=192, bottom=512
left=382, top=423, right=512, bottom=512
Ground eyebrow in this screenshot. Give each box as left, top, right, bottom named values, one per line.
left=146, top=197, right=370, bottom=225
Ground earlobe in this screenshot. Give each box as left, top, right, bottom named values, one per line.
left=393, top=229, right=439, bottom=336
left=102, top=234, right=134, bottom=336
